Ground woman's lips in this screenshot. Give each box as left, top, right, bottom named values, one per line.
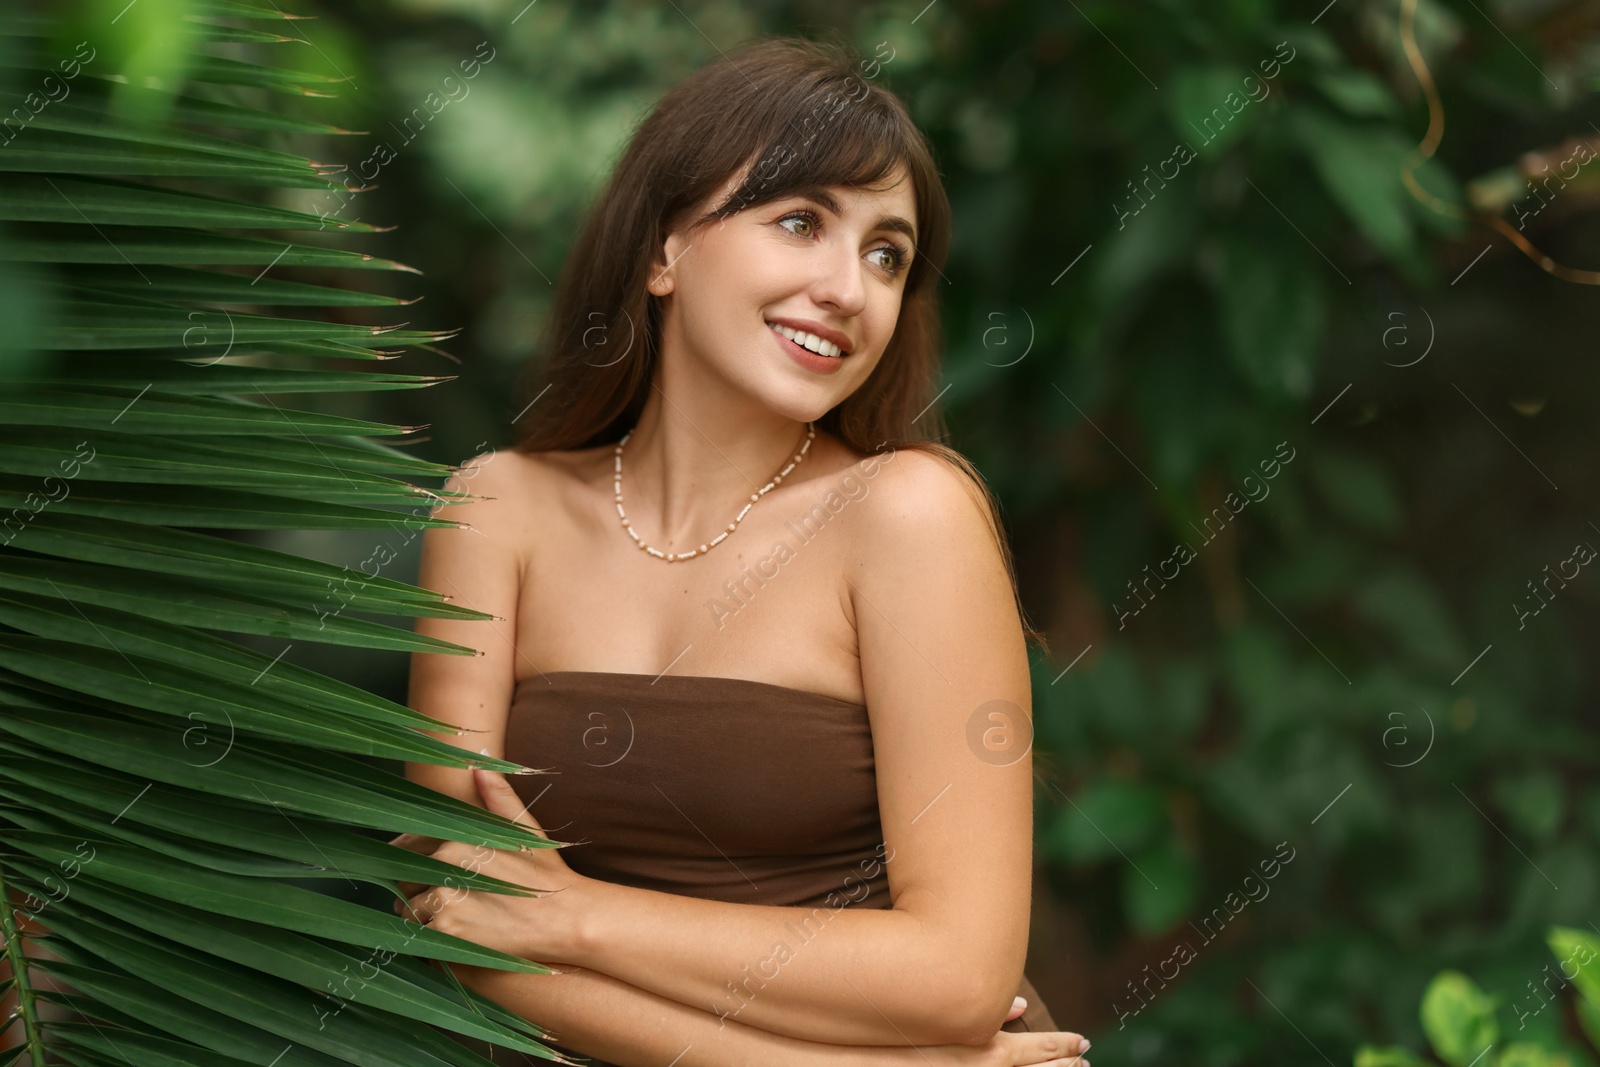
left=771, top=325, right=848, bottom=374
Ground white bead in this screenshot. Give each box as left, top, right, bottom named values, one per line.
left=613, top=422, right=815, bottom=563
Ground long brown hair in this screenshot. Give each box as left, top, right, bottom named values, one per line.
left=510, top=31, right=1046, bottom=652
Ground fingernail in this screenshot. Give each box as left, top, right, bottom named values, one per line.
left=1012, top=995, right=1026, bottom=1009
left=1080, top=1039, right=1092, bottom=1053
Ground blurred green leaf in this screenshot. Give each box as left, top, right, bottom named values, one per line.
left=1048, top=777, right=1168, bottom=866
left=1291, top=108, right=1416, bottom=262
left=1419, top=971, right=1498, bottom=1067
left=1169, top=65, right=1258, bottom=154
left=1124, top=835, right=1200, bottom=934
left=1314, top=69, right=1401, bottom=118
left=1351, top=567, right=1467, bottom=672
left=1309, top=448, right=1405, bottom=536
left=1496, top=1044, right=1563, bottom=1067
left=1547, top=927, right=1600, bottom=1006
left=1222, top=623, right=1294, bottom=732
left=1578, top=996, right=1600, bottom=1051
left=1495, top=770, right=1566, bottom=843
left=1155, top=656, right=1211, bottom=744
left=1086, top=644, right=1151, bottom=746
left=1212, top=232, right=1325, bottom=400
left=1275, top=24, right=1343, bottom=68
left=1353, top=1046, right=1430, bottom=1067
left=1369, top=803, right=1485, bottom=937
left=1094, top=179, right=1199, bottom=307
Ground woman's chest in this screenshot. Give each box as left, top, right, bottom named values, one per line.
left=513, top=471, right=868, bottom=704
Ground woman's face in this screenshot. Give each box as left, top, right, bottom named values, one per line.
left=648, top=164, right=919, bottom=421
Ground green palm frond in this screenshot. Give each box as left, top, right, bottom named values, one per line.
left=0, top=5, right=569, bottom=1066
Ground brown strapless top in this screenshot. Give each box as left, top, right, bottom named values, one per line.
left=502, top=670, right=1057, bottom=1059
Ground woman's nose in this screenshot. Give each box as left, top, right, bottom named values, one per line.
left=811, top=248, right=867, bottom=315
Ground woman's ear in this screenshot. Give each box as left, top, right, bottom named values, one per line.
left=647, top=230, right=688, bottom=296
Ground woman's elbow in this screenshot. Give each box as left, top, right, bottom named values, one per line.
left=931, top=975, right=1017, bottom=1046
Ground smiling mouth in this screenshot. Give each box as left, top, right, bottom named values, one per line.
left=766, top=321, right=847, bottom=358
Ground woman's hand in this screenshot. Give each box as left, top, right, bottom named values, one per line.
left=388, top=766, right=589, bottom=963
left=908, top=1030, right=1091, bottom=1067
left=385, top=831, right=443, bottom=903
left=988, top=1029, right=1090, bottom=1067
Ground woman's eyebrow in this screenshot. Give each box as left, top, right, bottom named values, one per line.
left=795, top=186, right=918, bottom=246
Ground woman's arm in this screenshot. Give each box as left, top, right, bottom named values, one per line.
left=404, top=449, right=522, bottom=805
left=450, top=962, right=1079, bottom=1067
left=560, top=452, right=1037, bottom=1048
left=451, top=962, right=889, bottom=1067
left=567, top=879, right=952, bottom=1045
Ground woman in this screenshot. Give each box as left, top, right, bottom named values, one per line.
left=393, top=32, right=1089, bottom=1067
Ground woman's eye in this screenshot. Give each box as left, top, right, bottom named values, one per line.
left=868, top=246, right=909, bottom=276
left=779, top=213, right=816, bottom=237
left=779, top=211, right=907, bottom=276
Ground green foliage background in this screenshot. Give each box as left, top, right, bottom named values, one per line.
left=6, top=0, right=1600, bottom=1065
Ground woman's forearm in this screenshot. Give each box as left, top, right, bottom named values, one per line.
left=569, top=880, right=992, bottom=1047
left=452, top=961, right=971, bottom=1067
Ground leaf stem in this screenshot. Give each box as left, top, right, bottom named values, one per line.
left=0, top=867, right=47, bottom=1067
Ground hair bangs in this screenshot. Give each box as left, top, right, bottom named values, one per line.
left=712, top=101, right=918, bottom=217
left=691, top=93, right=945, bottom=294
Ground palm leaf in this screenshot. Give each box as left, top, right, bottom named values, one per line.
left=6, top=264, right=417, bottom=306
left=0, top=755, right=535, bottom=894
left=0, top=6, right=568, bottom=1066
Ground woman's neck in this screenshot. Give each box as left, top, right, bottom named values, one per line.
left=617, top=388, right=811, bottom=554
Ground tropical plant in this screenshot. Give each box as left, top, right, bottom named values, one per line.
left=0, top=4, right=570, bottom=1066
left=1353, top=926, right=1600, bottom=1067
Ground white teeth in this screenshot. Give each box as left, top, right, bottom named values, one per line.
left=768, top=322, right=843, bottom=358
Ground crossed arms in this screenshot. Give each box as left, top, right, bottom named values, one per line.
left=405, top=450, right=1036, bottom=1058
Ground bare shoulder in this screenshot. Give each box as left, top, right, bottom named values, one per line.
left=419, top=447, right=553, bottom=569
left=438, top=445, right=592, bottom=520
left=444, top=446, right=549, bottom=502
left=849, top=445, right=1002, bottom=559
